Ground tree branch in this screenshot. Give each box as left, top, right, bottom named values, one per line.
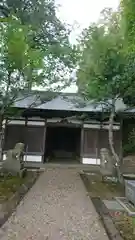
left=0, top=5, right=9, bottom=17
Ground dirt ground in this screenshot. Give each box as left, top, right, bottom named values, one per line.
left=82, top=172, right=135, bottom=240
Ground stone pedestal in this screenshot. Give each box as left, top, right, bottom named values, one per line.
left=125, top=180, right=135, bottom=206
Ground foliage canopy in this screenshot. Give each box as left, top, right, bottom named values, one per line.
left=0, top=0, right=77, bottom=85
left=77, top=8, right=135, bottom=108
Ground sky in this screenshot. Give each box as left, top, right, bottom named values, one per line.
left=56, top=0, right=120, bottom=44
left=56, top=0, right=120, bottom=93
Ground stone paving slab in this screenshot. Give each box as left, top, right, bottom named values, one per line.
left=0, top=168, right=108, bottom=240
left=103, top=200, right=125, bottom=211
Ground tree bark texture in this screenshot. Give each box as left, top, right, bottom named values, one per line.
left=108, top=103, right=122, bottom=182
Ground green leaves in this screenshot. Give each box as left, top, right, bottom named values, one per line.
left=0, top=0, right=77, bottom=83
left=0, top=0, right=78, bottom=118
left=123, top=128, right=135, bottom=155
left=77, top=7, right=135, bottom=108
left=2, top=16, right=44, bottom=73
left=0, top=14, right=46, bottom=117
left=4, top=17, right=29, bottom=71
left=121, top=0, right=135, bottom=52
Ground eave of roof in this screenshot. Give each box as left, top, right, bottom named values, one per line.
left=12, top=91, right=128, bottom=114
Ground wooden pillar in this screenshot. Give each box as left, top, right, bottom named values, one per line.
left=97, top=121, right=103, bottom=162
left=80, top=125, right=84, bottom=163
left=96, top=128, right=99, bottom=164
left=42, top=119, right=47, bottom=163
left=24, top=117, right=28, bottom=162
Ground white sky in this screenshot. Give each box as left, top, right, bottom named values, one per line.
left=56, top=0, right=120, bottom=44
left=56, top=0, right=120, bottom=93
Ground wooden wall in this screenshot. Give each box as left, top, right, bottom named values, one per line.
left=82, top=128, right=121, bottom=159
left=4, top=122, right=46, bottom=157
left=3, top=119, right=122, bottom=163
left=83, top=129, right=98, bottom=158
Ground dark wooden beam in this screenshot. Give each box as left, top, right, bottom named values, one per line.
left=42, top=119, right=46, bottom=163
left=80, top=127, right=84, bottom=161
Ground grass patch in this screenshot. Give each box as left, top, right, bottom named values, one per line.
left=82, top=173, right=124, bottom=199
left=0, top=172, right=33, bottom=203
left=116, top=215, right=134, bottom=240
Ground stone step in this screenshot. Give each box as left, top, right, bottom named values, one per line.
left=0, top=161, right=100, bottom=172
left=24, top=162, right=100, bottom=172
left=115, top=197, right=135, bottom=216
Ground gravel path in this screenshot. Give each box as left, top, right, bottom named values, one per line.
left=0, top=168, right=108, bottom=240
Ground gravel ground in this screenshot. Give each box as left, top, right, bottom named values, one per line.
left=0, top=168, right=108, bottom=240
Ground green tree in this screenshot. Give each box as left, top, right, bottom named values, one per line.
left=0, top=0, right=77, bottom=86
left=120, top=0, right=135, bottom=52
left=0, top=16, right=45, bottom=159
left=77, top=8, right=135, bottom=181
left=120, top=0, right=135, bottom=106
left=0, top=15, right=44, bottom=112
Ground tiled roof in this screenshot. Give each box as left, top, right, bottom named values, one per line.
left=14, top=95, right=41, bottom=108
left=36, top=96, right=78, bottom=111
left=12, top=91, right=127, bottom=113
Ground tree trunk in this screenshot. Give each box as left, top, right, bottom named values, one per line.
left=108, top=106, right=122, bottom=183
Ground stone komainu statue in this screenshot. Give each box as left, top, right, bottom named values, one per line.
left=2, top=142, right=26, bottom=177
left=100, top=148, right=116, bottom=179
